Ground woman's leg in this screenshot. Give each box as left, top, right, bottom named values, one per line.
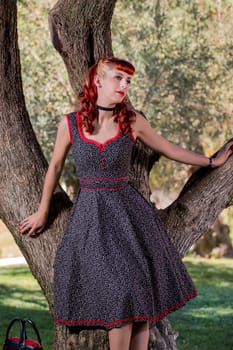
left=109, top=323, right=133, bottom=350
left=129, top=322, right=149, bottom=350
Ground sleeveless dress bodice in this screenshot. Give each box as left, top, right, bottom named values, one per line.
left=69, top=111, right=133, bottom=191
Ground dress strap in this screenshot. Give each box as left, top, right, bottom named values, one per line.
left=65, top=112, right=80, bottom=145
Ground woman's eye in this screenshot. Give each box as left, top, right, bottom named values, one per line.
left=114, top=75, right=131, bottom=84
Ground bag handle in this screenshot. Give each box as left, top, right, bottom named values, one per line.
left=3, top=317, right=43, bottom=350
left=3, top=317, right=25, bottom=348
left=22, top=318, right=42, bottom=346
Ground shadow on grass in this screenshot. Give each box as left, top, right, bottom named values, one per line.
left=184, top=260, right=233, bottom=286
left=0, top=304, right=54, bottom=349
left=168, top=259, right=233, bottom=350
left=0, top=266, right=53, bottom=350
left=1, top=261, right=232, bottom=350
left=0, top=283, right=49, bottom=309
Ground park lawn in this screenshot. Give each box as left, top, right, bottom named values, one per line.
left=0, top=265, right=53, bottom=350
left=168, top=257, right=233, bottom=350
left=0, top=257, right=233, bottom=350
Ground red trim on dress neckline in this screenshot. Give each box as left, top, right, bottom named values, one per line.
left=76, top=111, right=121, bottom=152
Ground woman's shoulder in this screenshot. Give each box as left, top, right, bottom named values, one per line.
left=132, top=110, right=149, bottom=128
left=58, top=112, right=78, bottom=145
left=63, top=111, right=80, bottom=129
left=131, top=110, right=152, bottom=140
left=133, top=109, right=147, bottom=120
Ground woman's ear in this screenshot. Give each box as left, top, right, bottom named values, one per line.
left=94, top=74, right=102, bottom=88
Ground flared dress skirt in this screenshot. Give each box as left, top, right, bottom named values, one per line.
left=53, top=111, right=197, bottom=330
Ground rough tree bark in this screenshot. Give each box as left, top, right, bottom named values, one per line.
left=0, top=1, right=232, bottom=350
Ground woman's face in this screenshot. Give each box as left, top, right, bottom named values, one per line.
left=95, top=66, right=133, bottom=106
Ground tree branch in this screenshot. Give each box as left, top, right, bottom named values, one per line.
left=160, top=155, right=233, bottom=255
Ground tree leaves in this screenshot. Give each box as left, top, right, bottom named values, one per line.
left=113, top=0, right=233, bottom=191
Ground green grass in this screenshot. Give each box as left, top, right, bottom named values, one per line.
left=168, top=257, right=233, bottom=350
left=0, top=258, right=233, bottom=350
left=0, top=266, right=53, bottom=349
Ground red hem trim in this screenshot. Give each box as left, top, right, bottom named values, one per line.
left=54, top=289, right=198, bottom=328
left=66, top=114, right=72, bottom=144
left=79, top=176, right=128, bottom=182
left=77, top=111, right=121, bottom=152
left=150, top=289, right=198, bottom=322
left=54, top=315, right=149, bottom=327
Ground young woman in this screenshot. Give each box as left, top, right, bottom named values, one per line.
left=19, top=57, right=233, bottom=350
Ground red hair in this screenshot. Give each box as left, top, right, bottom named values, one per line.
left=78, top=57, right=136, bottom=135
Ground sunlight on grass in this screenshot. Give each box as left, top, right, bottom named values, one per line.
left=0, top=257, right=232, bottom=350
left=168, top=257, right=233, bottom=350
left=0, top=265, right=53, bottom=350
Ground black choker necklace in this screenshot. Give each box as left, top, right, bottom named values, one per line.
left=96, top=105, right=115, bottom=111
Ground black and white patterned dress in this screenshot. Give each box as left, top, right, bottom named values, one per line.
left=53, top=111, right=197, bottom=330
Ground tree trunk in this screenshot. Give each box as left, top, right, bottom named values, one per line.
left=0, top=0, right=72, bottom=316
left=48, top=0, right=116, bottom=94
left=0, top=1, right=232, bottom=350
left=190, top=217, right=233, bottom=258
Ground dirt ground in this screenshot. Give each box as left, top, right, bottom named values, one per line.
left=0, top=220, right=22, bottom=258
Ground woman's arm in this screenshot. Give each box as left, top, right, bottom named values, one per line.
left=132, top=113, right=233, bottom=167
left=19, top=116, right=71, bottom=236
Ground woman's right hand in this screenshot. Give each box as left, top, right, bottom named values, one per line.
left=19, top=211, right=48, bottom=236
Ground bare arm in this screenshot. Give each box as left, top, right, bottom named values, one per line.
left=19, top=116, right=71, bottom=235
left=132, top=113, right=233, bottom=167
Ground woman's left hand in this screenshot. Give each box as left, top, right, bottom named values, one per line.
left=211, top=139, right=233, bottom=167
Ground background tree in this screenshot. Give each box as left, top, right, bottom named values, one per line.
left=0, top=1, right=233, bottom=350
left=112, top=0, right=233, bottom=192
left=17, top=0, right=77, bottom=195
